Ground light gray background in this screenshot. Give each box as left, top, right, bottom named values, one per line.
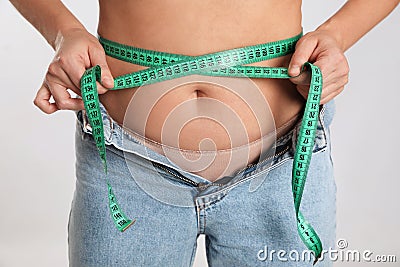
left=0, top=1, right=399, bottom=266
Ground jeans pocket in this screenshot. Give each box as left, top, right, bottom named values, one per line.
left=75, top=110, right=94, bottom=143
left=312, top=104, right=329, bottom=153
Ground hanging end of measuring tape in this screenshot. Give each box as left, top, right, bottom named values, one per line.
left=81, top=64, right=109, bottom=174
left=312, top=249, right=322, bottom=265
left=290, top=61, right=323, bottom=264
left=107, top=182, right=136, bottom=232
left=297, top=211, right=323, bottom=265
left=82, top=65, right=135, bottom=232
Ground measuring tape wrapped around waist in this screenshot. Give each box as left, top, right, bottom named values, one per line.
left=80, top=32, right=323, bottom=263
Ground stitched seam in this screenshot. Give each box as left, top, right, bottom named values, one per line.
left=188, top=237, right=198, bottom=267
left=202, top=198, right=221, bottom=207
left=203, top=206, right=207, bottom=234
left=196, top=199, right=201, bottom=234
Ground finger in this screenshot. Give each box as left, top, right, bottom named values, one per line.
left=64, top=63, right=87, bottom=92
left=297, top=83, right=341, bottom=103
left=292, top=57, right=338, bottom=93
left=47, top=81, right=85, bottom=110
left=33, top=84, right=59, bottom=114
left=55, top=55, right=108, bottom=96
left=321, top=82, right=346, bottom=99
left=320, top=87, right=344, bottom=104
left=296, top=82, right=338, bottom=103
left=64, top=60, right=108, bottom=95
left=48, top=59, right=85, bottom=96
left=288, top=35, right=318, bottom=77
left=289, top=71, right=311, bottom=86
left=48, top=65, right=82, bottom=95
left=88, top=46, right=114, bottom=89
left=312, top=51, right=349, bottom=92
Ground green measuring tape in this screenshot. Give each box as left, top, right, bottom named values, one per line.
left=80, top=32, right=323, bottom=263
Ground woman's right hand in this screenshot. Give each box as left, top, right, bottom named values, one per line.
left=33, top=28, right=114, bottom=114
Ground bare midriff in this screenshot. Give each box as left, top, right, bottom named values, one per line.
left=97, top=0, right=305, bottom=180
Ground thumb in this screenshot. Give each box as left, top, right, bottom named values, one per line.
left=89, top=47, right=114, bottom=89
left=288, top=36, right=318, bottom=77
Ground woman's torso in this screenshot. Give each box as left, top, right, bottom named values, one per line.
left=97, top=0, right=304, bottom=151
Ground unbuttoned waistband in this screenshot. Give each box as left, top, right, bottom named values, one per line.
left=75, top=99, right=334, bottom=191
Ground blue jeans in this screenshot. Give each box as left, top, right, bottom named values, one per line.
left=68, top=100, right=336, bottom=267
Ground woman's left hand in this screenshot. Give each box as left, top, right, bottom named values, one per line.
left=288, top=30, right=350, bottom=104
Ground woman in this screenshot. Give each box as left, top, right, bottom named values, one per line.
left=10, top=0, right=399, bottom=266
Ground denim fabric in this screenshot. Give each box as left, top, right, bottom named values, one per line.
left=68, top=100, right=336, bottom=267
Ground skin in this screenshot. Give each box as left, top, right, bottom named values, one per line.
left=10, top=0, right=399, bottom=152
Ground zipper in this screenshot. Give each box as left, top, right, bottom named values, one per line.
left=237, top=144, right=290, bottom=176
left=152, top=161, right=199, bottom=187
left=152, top=144, right=290, bottom=188
left=152, top=161, right=225, bottom=189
